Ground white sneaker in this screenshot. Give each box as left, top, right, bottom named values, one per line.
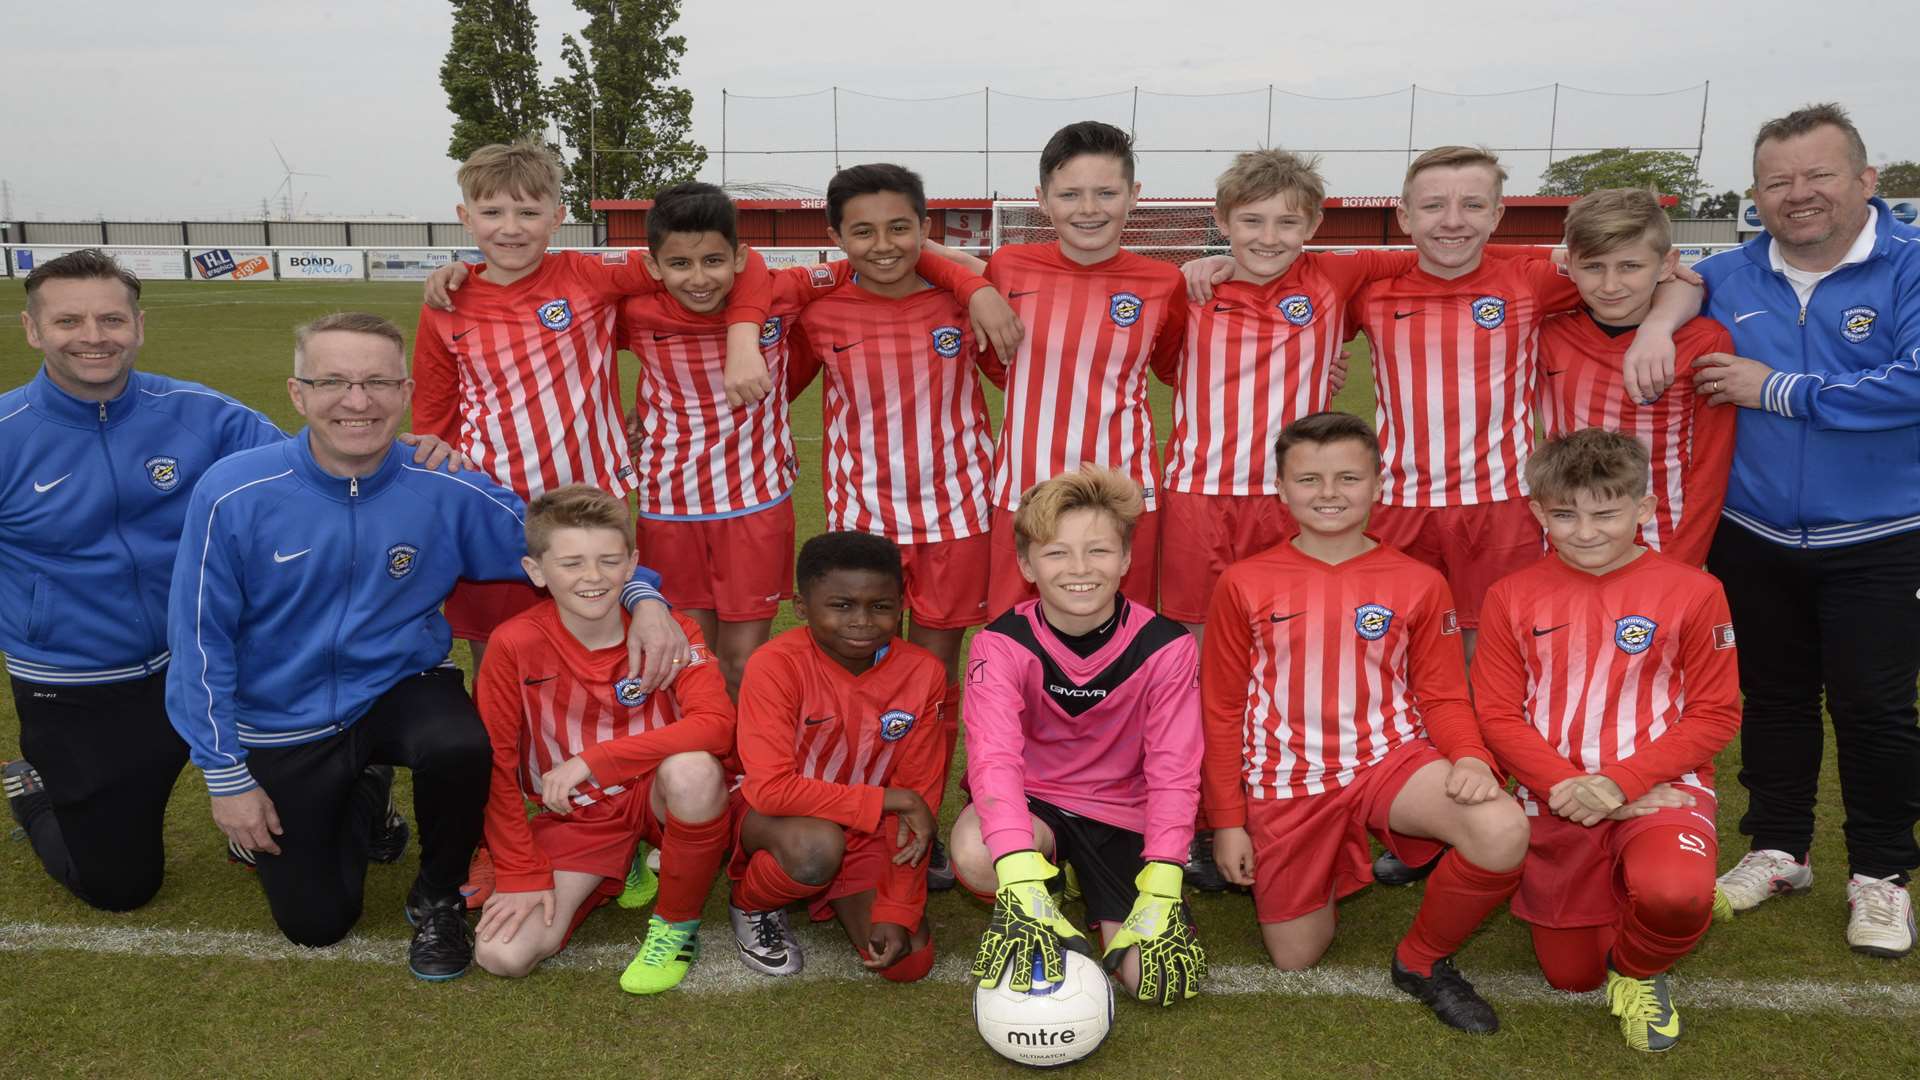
left=1846, top=874, right=1915, bottom=959
left=729, top=902, right=804, bottom=975
left=1715, top=849, right=1812, bottom=912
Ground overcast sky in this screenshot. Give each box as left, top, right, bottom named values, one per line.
left=3, top=1, right=1913, bottom=222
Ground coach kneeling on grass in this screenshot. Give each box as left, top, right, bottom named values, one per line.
left=164, top=312, right=688, bottom=980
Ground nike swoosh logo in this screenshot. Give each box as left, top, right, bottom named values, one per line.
left=832, top=341, right=864, bottom=353
left=1213, top=303, right=1234, bottom=313
left=1542, top=368, right=1565, bottom=376
left=32, top=474, right=72, bottom=494
left=1269, top=612, right=1303, bottom=623
left=1734, top=310, right=1767, bottom=323
left=273, top=548, right=312, bottom=564
left=1532, top=623, right=1569, bottom=637
left=451, top=328, right=476, bottom=341
left=803, top=715, right=834, bottom=726
left=523, top=675, right=558, bottom=686
left=1649, top=1013, right=1682, bottom=1037
left=1394, top=310, right=1419, bottom=320
left=652, top=333, right=677, bottom=342
left=1008, top=290, right=1039, bottom=299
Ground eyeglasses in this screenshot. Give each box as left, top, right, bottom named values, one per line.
left=293, top=377, right=409, bottom=396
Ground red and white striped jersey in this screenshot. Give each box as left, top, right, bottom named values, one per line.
left=1536, top=314, right=1737, bottom=567
left=1472, top=550, right=1741, bottom=815
left=1200, top=539, right=1487, bottom=819
left=1352, top=256, right=1581, bottom=507
left=473, top=603, right=735, bottom=893
left=984, top=244, right=1186, bottom=511
left=617, top=254, right=811, bottom=518
left=412, top=249, right=700, bottom=500
left=1163, top=250, right=1419, bottom=496
left=789, top=280, right=1001, bottom=543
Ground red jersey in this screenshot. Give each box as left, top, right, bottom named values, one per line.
left=1200, top=539, right=1487, bottom=819
left=1164, top=250, right=1420, bottom=496
left=788, top=278, right=1002, bottom=543
left=984, top=244, right=1186, bottom=510
left=735, top=627, right=951, bottom=926
left=474, top=604, right=735, bottom=893
left=1353, top=255, right=1581, bottom=507
left=1537, top=314, right=1737, bottom=566
left=1471, top=550, right=1741, bottom=815
left=413, top=249, right=768, bottom=501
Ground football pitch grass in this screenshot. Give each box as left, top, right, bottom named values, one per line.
left=2, top=280, right=1916, bottom=1078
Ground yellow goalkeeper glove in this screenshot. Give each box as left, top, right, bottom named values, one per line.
left=972, top=850, right=1092, bottom=991
left=1102, top=861, right=1207, bottom=1006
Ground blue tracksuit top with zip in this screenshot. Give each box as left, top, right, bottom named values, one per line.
left=166, top=433, right=663, bottom=796
left=1695, top=198, right=1920, bottom=547
left=0, top=368, right=283, bottom=685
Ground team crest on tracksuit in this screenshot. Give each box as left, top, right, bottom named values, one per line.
left=1277, top=294, right=1314, bottom=326
left=386, top=543, right=419, bottom=580
left=1472, top=296, right=1507, bottom=329
left=1110, top=292, right=1143, bottom=328
left=1615, top=615, right=1657, bottom=654
left=145, top=455, right=180, bottom=492
left=537, top=299, right=574, bottom=331
left=879, top=709, right=916, bottom=742
left=1841, top=305, right=1877, bottom=344
left=759, top=316, right=784, bottom=347
left=1355, top=603, right=1395, bottom=641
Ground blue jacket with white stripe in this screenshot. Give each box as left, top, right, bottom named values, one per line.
left=0, top=369, right=283, bottom=685
left=165, top=434, right=663, bottom=796
left=1696, top=198, right=1920, bottom=547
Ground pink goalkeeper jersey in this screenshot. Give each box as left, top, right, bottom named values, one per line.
left=963, top=597, right=1202, bottom=865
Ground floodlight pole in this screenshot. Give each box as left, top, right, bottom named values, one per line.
left=1130, top=86, right=1139, bottom=141
left=1405, top=84, right=1418, bottom=167
left=721, top=89, right=728, bottom=187
left=1266, top=85, right=1274, bottom=148
left=1691, top=80, right=1712, bottom=215
left=832, top=86, right=840, bottom=171
left=1547, top=82, right=1560, bottom=165
left=983, top=87, right=991, bottom=196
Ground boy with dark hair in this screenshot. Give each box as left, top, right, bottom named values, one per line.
left=722, top=531, right=952, bottom=982
left=1474, top=428, right=1741, bottom=1051
left=926, top=121, right=1189, bottom=614
left=1202, top=412, right=1529, bottom=1034
left=949, top=467, right=1207, bottom=1008
left=472, top=485, right=735, bottom=994
left=1536, top=189, right=1735, bottom=566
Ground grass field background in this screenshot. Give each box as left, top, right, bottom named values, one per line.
left=1, top=280, right=1916, bottom=1078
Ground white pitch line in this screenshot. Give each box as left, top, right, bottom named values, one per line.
left=3, top=920, right=1915, bottom=1016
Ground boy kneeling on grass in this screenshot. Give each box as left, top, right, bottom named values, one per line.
left=473, top=485, right=735, bottom=994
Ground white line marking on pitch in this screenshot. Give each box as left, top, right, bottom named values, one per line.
left=1, top=920, right=1914, bottom=1015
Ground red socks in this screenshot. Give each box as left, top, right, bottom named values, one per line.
left=654, top=810, right=733, bottom=923
left=733, top=848, right=821, bottom=912
left=1528, top=924, right=1614, bottom=992
left=859, top=934, right=937, bottom=983
left=1610, top=827, right=1716, bottom=978
left=1395, top=851, right=1524, bottom=976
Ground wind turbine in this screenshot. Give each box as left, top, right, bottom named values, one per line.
left=267, top=140, right=326, bottom=219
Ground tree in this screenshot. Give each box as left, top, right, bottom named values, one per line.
left=549, top=0, right=706, bottom=221
left=440, top=0, right=550, bottom=162
left=1877, top=160, right=1920, bottom=194
left=1695, top=190, right=1741, bottom=219
left=1537, top=149, right=1703, bottom=218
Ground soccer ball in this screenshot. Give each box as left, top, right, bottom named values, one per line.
left=973, top=951, right=1113, bottom=1068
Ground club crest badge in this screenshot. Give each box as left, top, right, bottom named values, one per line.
left=931, top=325, right=964, bottom=359
left=385, top=543, right=418, bottom=580
left=537, top=299, right=574, bottom=331
left=1109, top=291, right=1143, bottom=328
left=878, top=709, right=916, bottom=742
left=1471, top=295, right=1507, bottom=329
left=144, top=455, right=180, bottom=492
left=1615, top=615, right=1657, bottom=654
left=1277, top=294, right=1314, bottom=326
left=759, top=316, right=784, bottom=347
left=1841, top=305, right=1877, bottom=344
left=614, top=678, right=648, bottom=707
left=1355, top=603, right=1394, bottom=641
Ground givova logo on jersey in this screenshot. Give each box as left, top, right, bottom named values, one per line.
left=537, top=299, right=574, bottom=331
left=1109, top=292, right=1143, bottom=328
left=144, top=455, right=180, bottom=492
left=932, top=326, right=964, bottom=358
left=1355, top=603, right=1394, bottom=640
left=1277, top=294, right=1314, bottom=326
left=1471, top=296, right=1507, bottom=329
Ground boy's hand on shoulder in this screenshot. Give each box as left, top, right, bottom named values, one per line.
left=626, top=599, right=692, bottom=690
left=396, top=432, right=470, bottom=472
left=424, top=260, right=472, bottom=312
left=476, top=888, right=554, bottom=944
left=1211, top=826, right=1256, bottom=886
left=539, top=756, right=595, bottom=814
left=1329, top=347, right=1351, bottom=395
left=862, top=922, right=912, bottom=971
left=1622, top=322, right=1678, bottom=404
left=883, top=787, right=935, bottom=865
left=1180, top=254, right=1236, bottom=303
left=968, top=287, right=1025, bottom=365
left=1443, top=757, right=1504, bottom=805
left=723, top=323, right=773, bottom=407
left=1607, top=781, right=1697, bottom=821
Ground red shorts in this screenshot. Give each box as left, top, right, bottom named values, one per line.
left=528, top=776, right=661, bottom=895
left=1367, top=500, right=1543, bottom=628
left=445, top=580, right=545, bottom=643
left=1512, top=786, right=1720, bottom=929
left=1243, top=739, right=1448, bottom=924
left=899, top=533, right=992, bottom=630
left=1157, top=490, right=1296, bottom=623
left=635, top=499, right=795, bottom=621
left=986, top=505, right=1161, bottom=619
left=722, top=794, right=917, bottom=923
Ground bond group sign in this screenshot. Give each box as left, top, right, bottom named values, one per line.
left=276, top=249, right=367, bottom=280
